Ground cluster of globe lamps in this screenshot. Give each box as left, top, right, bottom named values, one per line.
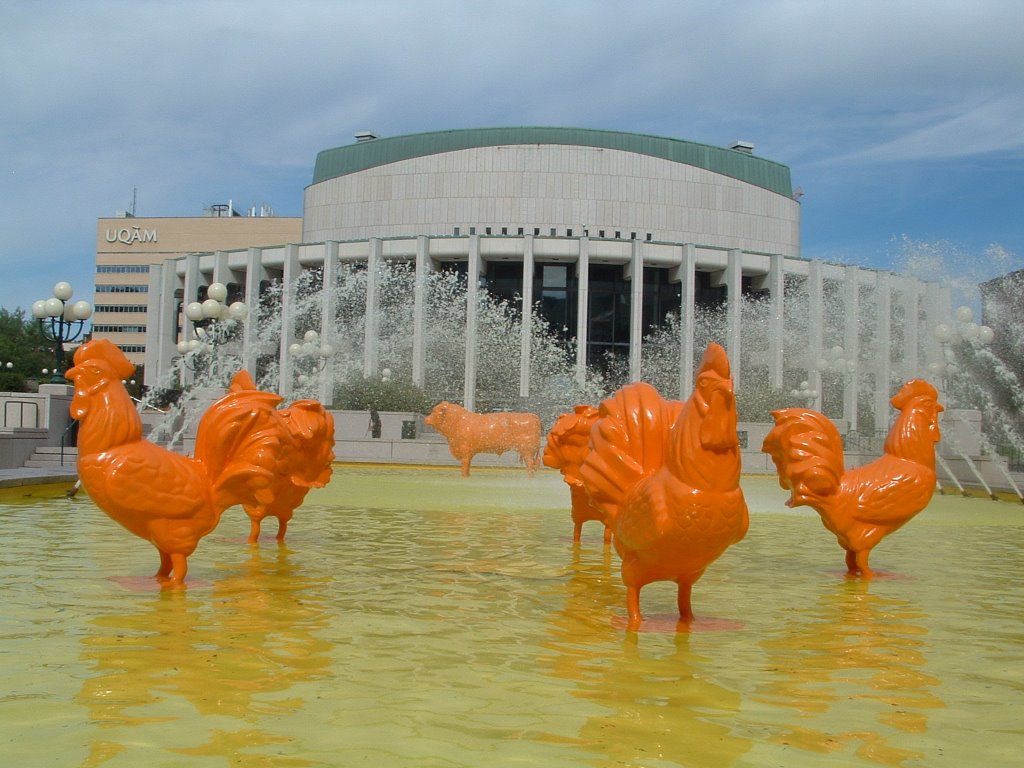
left=789, top=346, right=856, bottom=403
left=31, top=282, right=92, bottom=383
left=290, top=330, right=334, bottom=386
left=177, top=282, right=248, bottom=356
left=930, top=305, right=995, bottom=380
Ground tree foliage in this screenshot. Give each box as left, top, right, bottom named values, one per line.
left=0, top=308, right=54, bottom=391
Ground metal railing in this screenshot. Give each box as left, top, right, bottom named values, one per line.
left=842, top=429, right=888, bottom=454
left=995, top=445, right=1024, bottom=472
left=58, top=419, right=79, bottom=466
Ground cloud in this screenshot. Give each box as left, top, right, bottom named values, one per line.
left=829, top=94, right=1024, bottom=164
left=1, top=0, right=1023, bottom=311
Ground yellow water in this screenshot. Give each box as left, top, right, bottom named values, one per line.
left=1, top=467, right=1022, bottom=767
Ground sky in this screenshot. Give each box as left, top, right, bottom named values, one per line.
left=3, top=0, right=1024, bottom=315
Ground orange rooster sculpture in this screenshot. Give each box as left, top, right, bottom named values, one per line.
left=762, top=378, right=943, bottom=578
left=66, top=339, right=334, bottom=585
left=543, top=405, right=610, bottom=544
left=579, top=343, right=749, bottom=629
left=230, top=372, right=335, bottom=544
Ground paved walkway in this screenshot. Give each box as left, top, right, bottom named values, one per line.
left=0, top=467, right=78, bottom=489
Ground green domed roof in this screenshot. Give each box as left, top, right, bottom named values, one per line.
left=311, top=127, right=793, bottom=197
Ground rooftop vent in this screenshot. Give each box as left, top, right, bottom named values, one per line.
left=355, top=131, right=378, bottom=142
left=730, top=140, right=755, bottom=154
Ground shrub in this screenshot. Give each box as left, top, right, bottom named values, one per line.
left=334, top=374, right=433, bottom=413
left=0, top=371, right=28, bottom=393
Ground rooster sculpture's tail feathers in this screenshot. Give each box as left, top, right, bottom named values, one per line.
left=578, top=383, right=683, bottom=525
left=194, top=372, right=290, bottom=512
left=278, top=400, right=335, bottom=488
left=762, top=408, right=845, bottom=507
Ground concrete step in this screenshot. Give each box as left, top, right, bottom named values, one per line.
left=32, top=446, right=78, bottom=456
left=23, top=446, right=78, bottom=470
left=24, top=458, right=78, bottom=469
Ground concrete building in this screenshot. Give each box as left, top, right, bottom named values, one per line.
left=95, top=205, right=301, bottom=365
left=137, top=128, right=949, bottom=429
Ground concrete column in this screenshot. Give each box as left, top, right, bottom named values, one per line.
left=519, top=235, right=535, bottom=397
left=574, top=236, right=589, bottom=385
left=144, top=262, right=178, bottom=388
left=725, top=249, right=743, bottom=384
left=412, top=236, right=430, bottom=388
left=277, top=243, right=300, bottom=400
left=899, top=276, right=920, bottom=381
left=671, top=243, right=696, bottom=399
left=925, top=281, right=952, bottom=399
left=179, top=254, right=202, bottom=388
left=874, top=272, right=893, bottom=429
left=767, top=253, right=785, bottom=389
left=628, top=240, right=643, bottom=382
left=843, top=266, right=861, bottom=431
left=464, top=235, right=480, bottom=410
left=211, top=250, right=230, bottom=285
left=182, top=254, right=201, bottom=347
left=933, top=284, right=954, bottom=403
left=319, top=241, right=339, bottom=406
left=363, top=237, right=381, bottom=377
left=241, top=247, right=264, bottom=379
left=807, top=260, right=824, bottom=411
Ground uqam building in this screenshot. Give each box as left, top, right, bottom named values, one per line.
left=140, top=127, right=953, bottom=430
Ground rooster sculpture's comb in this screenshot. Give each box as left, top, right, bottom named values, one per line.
left=697, top=342, right=731, bottom=379
left=69, top=338, right=136, bottom=380
left=890, top=379, right=941, bottom=410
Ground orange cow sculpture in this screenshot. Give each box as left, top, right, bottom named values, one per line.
left=543, top=405, right=610, bottom=544
left=762, top=378, right=943, bottom=577
left=579, top=343, right=749, bottom=629
left=66, top=339, right=334, bottom=585
left=425, top=401, right=541, bottom=477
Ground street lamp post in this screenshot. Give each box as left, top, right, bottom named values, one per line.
left=31, top=282, right=92, bottom=384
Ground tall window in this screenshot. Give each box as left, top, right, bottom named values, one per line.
left=484, top=262, right=523, bottom=313
left=642, top=267, right=682, bottom=336
left=533, top=263, right=576, bottom=341
left=587, top=264, right=630, bottom=366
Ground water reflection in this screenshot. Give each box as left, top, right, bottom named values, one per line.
left=76, top=545, right=333, bottom=766
left=4, top=473, right=1020, bottom=767
left=754, top=579, right=944, bottom=766
left=539, top=546, right=752, bottom=767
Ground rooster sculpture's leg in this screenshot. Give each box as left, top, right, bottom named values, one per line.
left=155, top=551, right=188, bottom=584
left=676, top=580, right=695, bottom=623
left=155, top=551, right=173, bottom=580
left=626, top=585, right=643, bottom=630
left=853, top=550, right=873, bottom=578
left=603, top=526, right=612, bottom=545
left=168, top=553, right=188, bottom=585
left=276, top=518, right=288, bottom=542
left=845, top=549, right=874, bottom=578
left=572, top=522, right=583, bottom=543
left=247, top=519, right=262, bottom=545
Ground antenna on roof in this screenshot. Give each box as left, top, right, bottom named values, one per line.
left=130, top=185, right=137, bottom=216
